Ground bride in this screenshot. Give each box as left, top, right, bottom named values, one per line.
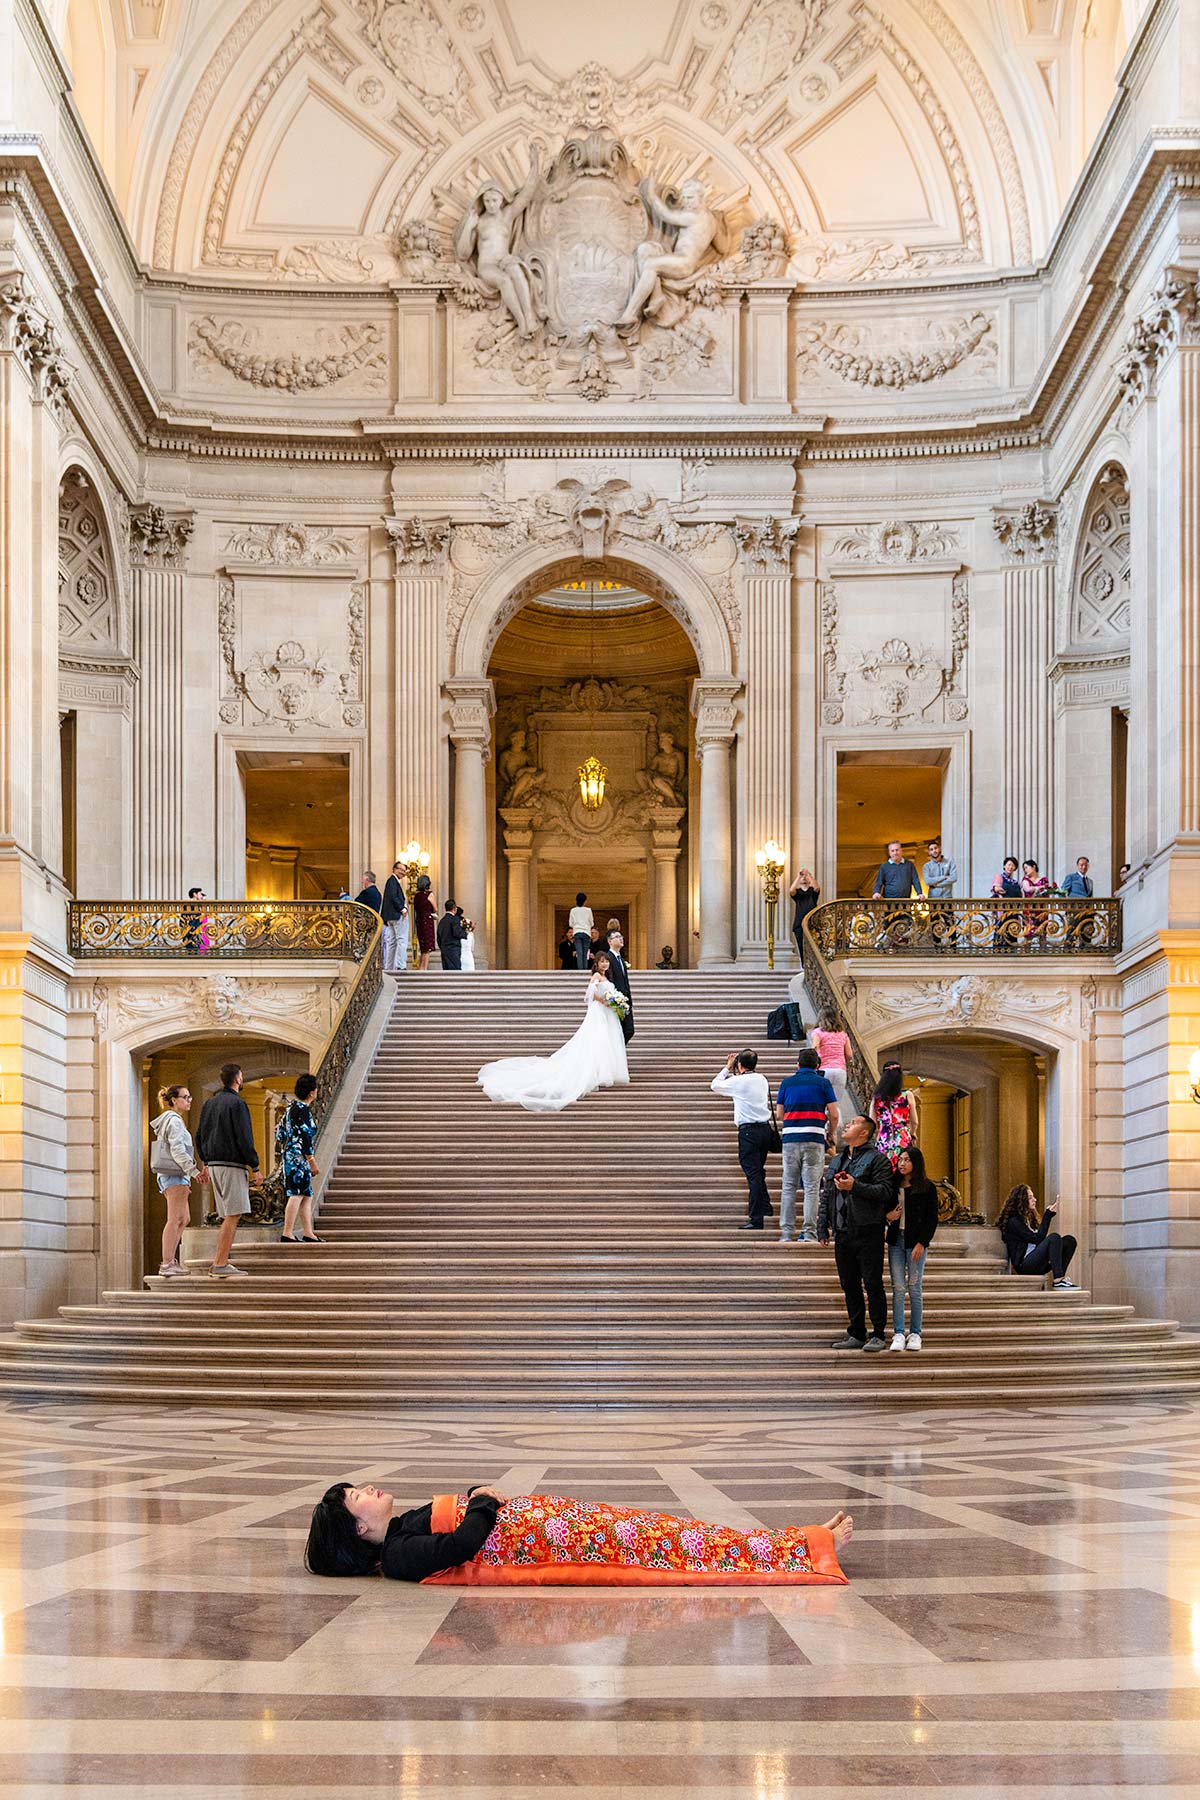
left=478, top=950, right=629, bottom=1112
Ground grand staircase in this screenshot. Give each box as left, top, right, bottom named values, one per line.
left=1, top=970, right=1199, bottom=1405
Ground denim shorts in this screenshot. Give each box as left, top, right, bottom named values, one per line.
left=155, top=1172, right=190, bottom=1194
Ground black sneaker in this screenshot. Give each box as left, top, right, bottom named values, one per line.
left=738, top=1221, right=764, bottom=1231
left=831, top=1334, right=866, bottom=1350
left=862, top=1335, right=888, bottom=1352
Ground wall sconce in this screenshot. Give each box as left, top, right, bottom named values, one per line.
left=755, top=837, right=787, bottom=970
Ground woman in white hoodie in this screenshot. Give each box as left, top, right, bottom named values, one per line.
left=149, top=1084, right=207, bottom=1278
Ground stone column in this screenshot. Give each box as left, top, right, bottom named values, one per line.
left=0, top=269, right=74, bottom=1322
left=386, top=518, right=449, bottom=878
left=127, top=506, right=194, bottom=899
left=992, top=502, right=1057, bottom=873
left=735, top=517, right=799, bottom=958
left=445, top=677, right=494, bottom=966
left=499, top=807, right=535, bottom=968
left=691, top=678, right=741, bottom=967
left=649, top=804, right=685, bottom=963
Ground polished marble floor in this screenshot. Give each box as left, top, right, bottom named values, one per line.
left=0, top=1398, right=1198, bottom=1794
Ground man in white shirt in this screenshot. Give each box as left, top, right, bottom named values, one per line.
left=711, top=1049, right=774, bottom=1230
left=568, top=891, right=594, bottom=970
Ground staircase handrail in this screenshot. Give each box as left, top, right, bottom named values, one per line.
left=799, top=903, right=880, bottom=1114
left=802, top=896, right=1120, bottom=959
left=68, top=897, right=379, bottom=961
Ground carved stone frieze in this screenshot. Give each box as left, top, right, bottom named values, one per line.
left=95, top=973, right=330, bottom=1036
left=992, top=501, right=1058, bottom=564
left=388, top=517, right=452, bottom=571
left=189, top=317, right=387, bottom=393
left=221, top=523, right=359, bottom=567
left=831, top=520, right=962, bottom=565
left=734, top=516, right=801, bottom=574
left=353, top=0, right=473, bottom=130
left=864, top=976, right=1072, bottom=1028
left=1114, top=270, right=1198, bottom=412
left=126, top=504, right=195, bottom=568
left=218, top=576, right=366, bottom=732
left=821, top=574, right=968, bottom=729
left=796, top=311, right=995, bottom=389
left=0, top=272, right=73, bottom=408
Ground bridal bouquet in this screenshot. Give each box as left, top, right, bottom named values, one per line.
left=598, top=979, right=629, bottom=1020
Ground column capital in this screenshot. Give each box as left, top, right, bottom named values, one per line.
left=445, top=676, right=495, bottom=751
left=387, top=515, right=451, bottom=573
left=992, top=501, right=1058, bottom=565
left=126, top=503, right=195, bottom=569
left=691, top=677, right=741, bottom=747
left=0, top=272, right=74, bottom=410
left=1115, top=266, right=1200, bottom=414
left=733, top=515, right=800, bottom=574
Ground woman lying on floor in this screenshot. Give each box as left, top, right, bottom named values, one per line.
left=304, top=1483, right=852, bottom=1586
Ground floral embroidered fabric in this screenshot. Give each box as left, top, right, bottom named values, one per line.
left=421, top=1492, right=846, bottom=1587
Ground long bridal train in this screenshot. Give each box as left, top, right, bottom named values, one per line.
left=478, top=969, right=629, bottom=1113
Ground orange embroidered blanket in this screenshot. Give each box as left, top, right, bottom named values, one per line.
left=421, top=1492, right=847, bottom=1587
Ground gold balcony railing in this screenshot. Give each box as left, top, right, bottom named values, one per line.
left=70, top=899, right=384, bottom=1226
left=805, top=896, right=1121, bottom=961
left=68, top=898, right=380, bottom=961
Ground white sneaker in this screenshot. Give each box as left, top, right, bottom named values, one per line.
left=905, top=1333, right=922, bottom=1351
left=889, top=1332, right=906, bottom=1351
left=159, top=1262, right=189, bottom=1279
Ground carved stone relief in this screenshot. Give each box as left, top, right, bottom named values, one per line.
left=353, top=0, right=474, bottom=130
left=126, top=504, right=195, bottom=568
left=1067, top=465, right=1130, bottom=645
left=93, top=974, right=330, bottom=1036
left=709, top=0, right=831, bottom=129
left=992, top=501, right=1058, bottom=564
left=188, top=318, right=387, bottom=394
left=1114, top=270, right=1198, bottom=413
left=0, top=272, right=73, bottom=408
left=830, top=520, right=961, bottom=565
left=864, top=976, right=1072, bottom=1028
left=58, top=471, right=122, bottom=653
left=796, top=312, right=996, bottom=390
left=821, top=572, right=968, bottom=729
left=218, top=576, right=366, bottom=732
left=221, top=523, right=359, bottom=567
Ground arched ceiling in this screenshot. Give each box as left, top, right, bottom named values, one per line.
left=57, top=0, right=1140, bottom=286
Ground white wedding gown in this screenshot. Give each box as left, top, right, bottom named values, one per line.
left=478, top=974, right=629, bottom=1112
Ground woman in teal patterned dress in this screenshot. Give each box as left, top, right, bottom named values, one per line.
left=279, top=1073, right=323, bottom=1243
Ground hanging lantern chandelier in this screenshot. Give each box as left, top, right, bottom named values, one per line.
left=577, top=577, right=608, bottom=812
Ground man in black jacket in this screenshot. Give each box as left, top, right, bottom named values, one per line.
left=194, top=1062, right=261, bottom=1278
left=355, top=870, right=382, bottom=913
left=818, top=1115, right=895, bottom=1351
left=436, top=900, right=468, bottom=970
left=381, top=861, right=409, bottom=972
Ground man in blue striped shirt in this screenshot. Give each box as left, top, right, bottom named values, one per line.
left=775, top=1048, right=840, bottom=1243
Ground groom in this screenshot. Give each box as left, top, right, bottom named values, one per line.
left=605, top=928, right=635, bottom=1043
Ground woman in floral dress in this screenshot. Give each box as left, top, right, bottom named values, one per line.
left=305, top=1482, right=851, bottom=1587
left=870, top=1060, right=920, bottom=1169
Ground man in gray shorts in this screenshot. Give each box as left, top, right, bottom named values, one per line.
left=195, top=1061, right=261, bottom=1277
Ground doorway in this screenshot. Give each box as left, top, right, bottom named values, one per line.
left=241, top=752, right=350, bottom=900
left=835, top=748, right=948, bottom=897
left=552, top=901, right=630, bottom=966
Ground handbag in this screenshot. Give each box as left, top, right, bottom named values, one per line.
left=767, top=1093, right=783, bottom=1155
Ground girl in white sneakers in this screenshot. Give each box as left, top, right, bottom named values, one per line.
left=149, top=1085, right=207, bottom=1279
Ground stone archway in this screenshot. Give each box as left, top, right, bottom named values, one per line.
left=445, top=537, right=744, bottom=967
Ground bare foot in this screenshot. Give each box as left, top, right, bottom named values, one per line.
left=822, top=1510, right=845, bottom=1531
left=829, top=1513, right=853, bottom=1552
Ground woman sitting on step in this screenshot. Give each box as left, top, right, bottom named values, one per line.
left=304, top=1484, right=852, bottom=1586
left=998, top=1184, right=1078, bottom=1289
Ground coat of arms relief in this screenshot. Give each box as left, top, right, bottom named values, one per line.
left=399, top=128, right=785, bottom=400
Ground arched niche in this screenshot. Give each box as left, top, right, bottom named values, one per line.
left=1066, top=461, right=1130, bottom=650
left=453, top=544, right=735, bottom=681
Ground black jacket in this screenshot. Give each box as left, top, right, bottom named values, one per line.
left=355, top=884, right=382, bottom=914
left=195, top=1088, right=259, bottom=1170
left=436, top=909, right=467, bottom=967
left=1001, top=1207, right=1054, bottom=1272
left=818, top=1143, right=894, bottom=1239
left=605, top=947, right=635, bottom=1043
left=381, top=1489, right=501, bottom=1581
left=381, top=875, right=408, bottom=925
left=887, top=1179, right=939, bottom=1253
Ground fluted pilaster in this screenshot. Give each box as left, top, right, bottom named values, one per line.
left=388, top=519, right=449, bottom=876
left=735, top=517, right=798, bottom=956
left=129, top=507, right=194, bottom=898
left=993, top=504, right=1057, bottom=870
left=691, top=678, right=741, bottom=967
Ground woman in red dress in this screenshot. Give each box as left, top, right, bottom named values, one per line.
left=305, top=1481, right=852, bottom=1585
left=412, top=873, right=437, bottom=971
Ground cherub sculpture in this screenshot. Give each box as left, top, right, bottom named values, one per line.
left=615, top=177, right=720, bottom=330
left=454, top=151, right=542, bottom=339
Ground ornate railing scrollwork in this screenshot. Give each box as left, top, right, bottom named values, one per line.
left=805, top=897, right=1121, bottom=961
left=799, top=912, right=878, bottom=1120
left=70, top=900, right=385, bottom=1226
left=69, top=899, right=380, bottom=961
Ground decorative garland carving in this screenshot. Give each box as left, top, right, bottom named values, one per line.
left=221, top=523, right=359, bottom=566
left=126, top=504, right=195, bottom=568
left=831, top=520, right=961, bottom=564
left=734, top=516, right=801, bottom=574
left=0, top=273, right=73, bottom=408
left=1115, top=271, right=1197, bottom=412
left=217, top=575, right=366, bottom=731
left=992, top=501, right=1058, bottom=564
left=820, top=571, right=969, bottom=728
left=797, top=312, right=994, bottom=389
left=189, top=319, right=386, bottom=392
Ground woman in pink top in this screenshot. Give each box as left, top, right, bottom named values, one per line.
left=811, top=1014, right=850, bottom=1110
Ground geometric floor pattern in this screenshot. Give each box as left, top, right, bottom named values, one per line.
left=0, top=1398, right=1199, bottom=1794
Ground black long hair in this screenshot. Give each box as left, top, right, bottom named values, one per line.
left=872, top=1061, right=904, bottom=1107
left=305, top=1483, right=381, bottom=1577
left=897, top=1142, right=935, bottom=1195
left=997, top=1183, right=1036, bottom=1234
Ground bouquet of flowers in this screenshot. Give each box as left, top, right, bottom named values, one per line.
left=600, top=980, right=629, bottom=1021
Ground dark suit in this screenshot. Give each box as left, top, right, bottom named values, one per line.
left=436, top=908, right=467, bottom=970
left=355, top=884, right=382, bottom=914
left=605, top=946, right=635, bottom=1043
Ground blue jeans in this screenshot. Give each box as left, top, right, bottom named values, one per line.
left=780, top=1140, right=825, bottom=1238
left=888, top=1232, right=925, bottom=1335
